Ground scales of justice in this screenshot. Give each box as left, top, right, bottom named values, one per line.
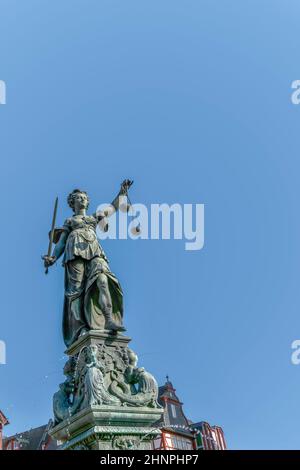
left=42, top=180, right=163, bottom=450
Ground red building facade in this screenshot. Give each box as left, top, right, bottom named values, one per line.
left=153, top=378, right=227, bottom=450
left=193, top=421, right=227, bottom=450
left=0, top=411, right=9, bottom=450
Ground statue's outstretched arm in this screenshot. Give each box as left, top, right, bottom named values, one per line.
left=95, top=179, right=133, bottom=220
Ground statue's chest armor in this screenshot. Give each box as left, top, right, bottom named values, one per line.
left=71, top=215, right=96, bottom=229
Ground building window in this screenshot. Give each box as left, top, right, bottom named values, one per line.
left=153, top=436, right=163, bottom=450
left=170, top=404, right=177, bottom=418
left=164, top=433, right=193, bottom=450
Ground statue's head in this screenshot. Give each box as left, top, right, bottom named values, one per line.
left=127, top=348, right=138, bottom=367
left=67, top=189, right=90, bottom=213
left=86, top=344, right=98, bottom=362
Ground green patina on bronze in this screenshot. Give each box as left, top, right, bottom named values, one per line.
left=43, top=180, right=133, bottom=346
left=45, top=180, right=163, bottom=450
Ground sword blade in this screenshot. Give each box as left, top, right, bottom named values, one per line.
left=47, top=196, right=58, bottom=257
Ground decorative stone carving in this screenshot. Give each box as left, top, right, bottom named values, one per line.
left=50, top=331, right=163, bottom=449
left=109, top=348, right=159, bottom=408
left=83, top=345, right=120, bottom=407
left=53, top=382, right=72, bottom=425
left=112, top=436, right=137, bottom=450
left=53, top=358, right=81, bottom=425
left=53, top=336, right=161, bottom=425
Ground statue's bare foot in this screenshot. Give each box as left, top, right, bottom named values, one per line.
left=105, top=321, right=126, bottom=333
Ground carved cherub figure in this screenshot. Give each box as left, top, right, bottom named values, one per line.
left=124, top=349, right=159, bottom=407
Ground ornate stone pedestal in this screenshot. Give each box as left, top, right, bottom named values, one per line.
left=50, top=331, right=163, bottom=450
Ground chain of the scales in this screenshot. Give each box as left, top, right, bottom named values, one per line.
left=121, top=186, right=141, bottom=235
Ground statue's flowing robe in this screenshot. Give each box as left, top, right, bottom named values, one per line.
left=61, top=215, right=123, bottom=347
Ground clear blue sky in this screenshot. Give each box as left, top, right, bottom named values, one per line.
left=1, top=0, right=300, bottom=450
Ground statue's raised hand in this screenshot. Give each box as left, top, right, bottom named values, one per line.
left=42, top=255, right=57, bottom=269
left=120, top=179, right=133, bottom=194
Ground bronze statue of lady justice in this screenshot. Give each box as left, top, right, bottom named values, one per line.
left=43, top=179, right=133, bottom=347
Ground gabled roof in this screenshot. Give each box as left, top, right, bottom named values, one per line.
left=158, top=379, right=183, bottom=404
left=156, top=378, right=194, bottom=437
left=3, top=420, right=58, bottom=450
